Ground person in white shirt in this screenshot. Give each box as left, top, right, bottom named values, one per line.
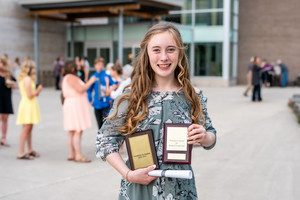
left=110, top=64, right=133, bottom=99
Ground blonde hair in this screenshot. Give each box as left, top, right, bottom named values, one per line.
left=109, top=23, right=204, bottom=135
left=18, top=60, right=36, bottom=82
left=0, top=57, right=12, bottom=85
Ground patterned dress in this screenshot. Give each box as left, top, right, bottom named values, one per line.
left=96, top=89, right=217, bottom=200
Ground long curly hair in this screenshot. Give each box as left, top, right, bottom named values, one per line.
left=18, top=60, right=36, bottom=83
left=109, top=23, right=204, bottom=135
left=0, top=57, right=12, bottom=85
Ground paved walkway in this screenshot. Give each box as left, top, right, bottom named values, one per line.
left=0, top=86, right=299, bottom=200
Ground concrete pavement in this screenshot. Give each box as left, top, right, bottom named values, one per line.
left=0, top=86, right=300, bottom=200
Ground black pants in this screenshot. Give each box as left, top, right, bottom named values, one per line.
left=94, top=107, right=109, bottom=130
left=252, top=85, right=262, bottom=101
left=55, top=75, right=60, bottom=90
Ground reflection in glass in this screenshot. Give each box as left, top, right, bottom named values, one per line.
left=87, top=48, right=97, bottom=67
left=194, top=43, right=222, bottom=76
left=195, top=12, right=223, bottom=26
left=100, top=48, right=110, bottom=64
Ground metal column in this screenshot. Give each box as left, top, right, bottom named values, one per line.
left=190, top=0, right=195, bottom=77
left=33, top=14, right=39, bottom=83
left=222, top=0, right=231, bottom=81
left=118, top=8, right=124, bottom=66
left=70, top=22, right=74, bottom=59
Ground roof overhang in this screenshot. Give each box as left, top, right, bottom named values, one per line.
left=19, top=0, right=182, bottom=22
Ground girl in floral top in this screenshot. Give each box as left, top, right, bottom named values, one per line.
left=96, top=23, right=217, bottom=200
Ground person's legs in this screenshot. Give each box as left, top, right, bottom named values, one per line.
left=282, top=71, right=288, bottom=87
left=99, top=107, right=109, bottom=128
left=26, top=124, right=33, bottom=153
left=73, top=130, right=91, bottom=162
left=258, top=85, right=262, bottom=101
left=68, top=131, right=75, bottom=160
left=94, top=109, right=102, bottom=129
left=55, top=75, right=60, bottom=90
left=18, top=124, right=33, bottom=158
left=252, top=85, right=257, bottom=101
left=0, top=114, right=10, bottom=146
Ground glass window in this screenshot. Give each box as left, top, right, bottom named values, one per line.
left=194, top=43, right=222, bottom=76
left=67, top=42, right=84, bottom=59
left=87, top=48, right=97, bottom=67
left=100, top=48, right=110, bottom=64
left=183, top=0, right=192, bottom=10
left=162, top=13, right=192, bottom=25
left=195, top=12, right=223, bottom=26
left=196, top=0, right=223, bottom=9
left=123, top=48, right=132, bottom=65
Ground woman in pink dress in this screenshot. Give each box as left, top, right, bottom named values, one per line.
left=62, top=60, right=96, bottom=163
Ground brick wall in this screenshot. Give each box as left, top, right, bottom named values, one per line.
left=238, top=0, right=300, bottom=85
left=0, top=0, right=66, bottom=86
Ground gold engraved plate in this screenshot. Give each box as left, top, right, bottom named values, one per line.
left=125, top=129, right=158, bottom=170
left=166, top=127, right=188, bottom=151
left=167, top=153, right=186, bottom=160
left=128, top=135, right=153, bottom=169
left=163, top=123, right=192, bottom=164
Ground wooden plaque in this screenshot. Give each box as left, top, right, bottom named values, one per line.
left=125, top=129, right=159, bottom=170
left=162, top=123, right=192, bottom=164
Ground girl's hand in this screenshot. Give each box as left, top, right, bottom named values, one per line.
left=89, top=76, right=97, bottom=83
left=187, top=124, right=207, bottom=145
left=127, top=165, right=157, bottom=185
left=37, top=84, right=43, bottom=92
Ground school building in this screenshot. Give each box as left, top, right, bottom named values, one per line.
left=1, top=0, right=300, bottom=86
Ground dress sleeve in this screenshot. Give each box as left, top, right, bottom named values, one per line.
left=198, top=91, right=217, bottom=150
left=95, top=93, right=128, bottom=161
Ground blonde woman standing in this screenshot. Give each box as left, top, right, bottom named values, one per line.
left=0, top=57, right=17, bottom=147
left=16, top=60, right=43, bottom=160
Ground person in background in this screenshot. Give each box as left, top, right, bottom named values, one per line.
left=110, top=64, right=123, bottom=84
left=251, top=56, right=263, bottom=102
left=110, top=64, right=133, bottom=99
left=13, top=57, right=21, bottom=79
left=78, top=58, right=88, bottom=82
left=53, top=56, right=64, bottom=90
left=87, top=57, right=117, bottom=129
left=96, top=23, right=216, bottom=199
left=243, top=56, right=254, bottom=96
left=84, top=57, right=90, bottom=75
left=277, top=60, right=289, bottom=87
left=62, top=60, right=96, bottom=163
left=2, top=54, right=12, bottom=70
left=16, top=60, right=43, bottom=160
left=105, top=62, right=114, bottom=75
left=261, top=59, right=274, bottom=87
left=0, top=57, right=17, bottom=147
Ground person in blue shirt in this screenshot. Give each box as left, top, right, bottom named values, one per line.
left=87, top=57, right=117, bottom=129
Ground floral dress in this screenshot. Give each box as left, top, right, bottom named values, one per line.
left=96, top=89, right=217, bottom=200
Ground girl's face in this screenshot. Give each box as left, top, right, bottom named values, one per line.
left=147, top=31, right=179, bottom=81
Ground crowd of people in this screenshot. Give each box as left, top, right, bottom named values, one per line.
left=243, top=56, right=289, bottom=102
left=0, top=52, right=134, bottom=161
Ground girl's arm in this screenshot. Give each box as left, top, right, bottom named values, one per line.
left=84, top=66, right=88, bottom=82
left=67, top=75, right=96, bottom=93
left=187, top=124, right=216, bottom=147
left=106, top=152, right=157, bottom=185
left=23, top=76, right=43, bottom=99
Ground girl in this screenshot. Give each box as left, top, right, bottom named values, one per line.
left=62, top=60, right=96, bottom=162
left=16, top=60, right=43, bottom=159
left=0, top=57, right=17, bottom=147
left=96, top=23, right=217, bottom=199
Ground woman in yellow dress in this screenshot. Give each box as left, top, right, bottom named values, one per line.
left=16, top=60, right=43, bottom=160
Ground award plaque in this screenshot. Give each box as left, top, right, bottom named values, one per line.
left=125, top=129, right=159, bottom=170
left=162, top=123, right=192, bottom=164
